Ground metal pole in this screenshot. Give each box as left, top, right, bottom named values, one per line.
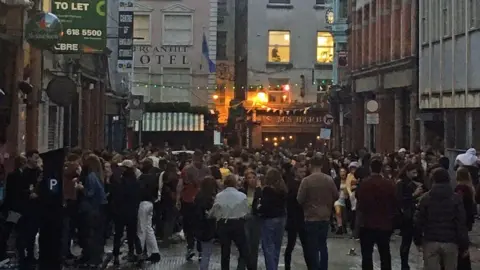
left=138, top=120, right=143, bottom=147
left=339, top=104, right=344, bottom=154
left=77, top=71, right=82, bottom=147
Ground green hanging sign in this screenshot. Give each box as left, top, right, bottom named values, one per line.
left=25, top=12, right=63, bottom=50
left=51, top=0, right=107, bottom=53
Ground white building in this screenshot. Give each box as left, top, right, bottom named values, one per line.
left=131, top=0, right=218, bottom=107
left=419, top=0, right=480, bottom=152
left=246, top=0, right=333, bottom=103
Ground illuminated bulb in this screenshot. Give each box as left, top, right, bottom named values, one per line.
left=274, top=142, right=278, bottom=146
left=289, top=135, right=293, bottom=139
left=281, top=136, right=285, bottom=140
left=317, top=135, right=320, bottom=140
left=213, top=94, right=219, bottom=100
left=273, top=137, right=277, bottom=141
left=265, top=138, right=269, bottom=142
left=283, top=84, right=290, bottom=91
left=282, top=95, right=287, bottom=100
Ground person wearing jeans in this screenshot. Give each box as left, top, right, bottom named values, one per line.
left=257, top=169, right=287, bottom=270
left=297, top=156, right=339, bottom=270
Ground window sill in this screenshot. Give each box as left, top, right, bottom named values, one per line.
left=266, top=3, right=294, bottom=9
left=266, top=62, right=293, bottom=69
left=313, top=4, right=327, bottom=10
left=315, top=63, right=333, bottom=69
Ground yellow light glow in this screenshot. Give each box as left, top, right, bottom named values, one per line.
left=284, top=34, right=290, bottom=41
left=289, top=135, right=293, bottom=139
left=265, top=138, right=269, bottom=142
left=256, top=91, right=268, bottom=103
left=317, top=135, right=320, bottom=140
left=282, top=95, right=287, bottom=100
left=283, top=84, right=290, bottom=91
left=273, top=137, right=277, bottom=141
left=281, top=136, right=285, bottom=140
left=213, top=94, right=219, bottom=100
left=274, top=142, right=278, bottom=146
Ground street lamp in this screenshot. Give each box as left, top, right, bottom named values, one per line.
left=213, top=94, right=219, bottom=100
left=256, top=91, right=268, bottom=103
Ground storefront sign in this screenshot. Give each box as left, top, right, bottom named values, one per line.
left=259, top=115, right=325, bottom=126
left=52, top=0, right=107, bottom=53
left=134, top=45, right=189, bottom=65
left=25, top=12, right=63, bottom=49
left=117, top=0, right=134, bottom=73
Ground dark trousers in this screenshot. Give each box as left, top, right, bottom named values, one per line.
left=285, top=225, right=308, bottom=270
left=83, top=209, right=105, bottom=265
left=62, top=200, right=78, bottom=258
left=304, top=221, right=329, bottom=270
left=237, top=216, right=262, bottom=270
left=217, top=219, right=253, bottom=270
left=113, top=216, right=141, bottom=257
left=181, top=201, right=201, bottom=252
left=0, top=221, right=14, bottom=260
left=17, top=215, right=38, bottom=270
left=359, top=228, right=392, bottom=270
left=400, top=223, right=414, bottom=270
left=160, top=203, right=177, bottom=242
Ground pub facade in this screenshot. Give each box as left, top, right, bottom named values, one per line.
left=248, top=105, right=333, bottom=149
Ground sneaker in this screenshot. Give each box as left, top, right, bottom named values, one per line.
left=185, top=249, right=195, bottom=261
left=348, top=248, right=357, bottom=256
left=147, top=253, right=161, bottom=263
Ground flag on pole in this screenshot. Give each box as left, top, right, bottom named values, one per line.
left=202, top=32, right=216, bottom=73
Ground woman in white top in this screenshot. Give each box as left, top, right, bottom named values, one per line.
left=334, top=167, right=348, bottom=234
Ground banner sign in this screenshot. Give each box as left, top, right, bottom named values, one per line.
left=117, top=0, right=134, bottom=73
left=52, top=0, right=107, bottom=53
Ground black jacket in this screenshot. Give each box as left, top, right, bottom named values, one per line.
left=110, top=171, right=140, bottom=219
left=414, top=183, right=470, bottom=251
left=257, top=186, right=287, bottom=219
left=138, top=171, right=159, bottom=203
left=193, top=191, right=216, bottom=241
left=396, top=177, right=424, bottom=221
left=285, top=179, right=304, bottom=231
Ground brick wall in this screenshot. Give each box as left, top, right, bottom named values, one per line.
left=375, top=92, right=395, bottom=153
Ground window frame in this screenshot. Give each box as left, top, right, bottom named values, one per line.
left=160, top=67, right=193, bottom=103
left=441, top=0, right=450, bottom=37
left=133, top=66, right=152, bottom=98
left=268, top=0, right=291, bottom=4
left=421, top=0, right=429, bottom=44
left=162, top=13, right=194, bottom=46
left=133, top=13, right=151, bottom=45
left=468, top=0, right=477, bottom=29
left=267, top=30, right=291, bottom=64
left=316, top=31, right=334, bottom=64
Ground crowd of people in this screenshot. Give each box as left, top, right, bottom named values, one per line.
left=0, top=144, right=478, bottom=270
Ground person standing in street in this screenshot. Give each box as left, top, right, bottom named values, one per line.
left=209, top=175, right=254, bottom=270
left=297, top=156, right=339, bottom=270
left=356, top=159, right=397, bottom=270
left=414, top=168, right=469, bottom=270
left=177, top=150, right=211, bottom=261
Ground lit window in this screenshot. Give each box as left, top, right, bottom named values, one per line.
left=268, top=31, right=290, bottom=63
left=163, top=14, right=193, bottom=45
left=316, top=32, right=334, bottom=63
left=134, top=14, right=150, bottom=44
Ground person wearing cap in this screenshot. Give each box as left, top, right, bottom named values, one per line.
left=111, top=159, right=142, bottom=265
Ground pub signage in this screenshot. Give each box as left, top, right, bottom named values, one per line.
left=134, top=45, right=189, bottom=65
left=117, top=0, right=134, bottom=73
left=259, top=115, right=326, bottom=125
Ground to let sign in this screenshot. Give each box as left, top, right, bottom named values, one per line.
left=52, top=0, right=107, bottom=53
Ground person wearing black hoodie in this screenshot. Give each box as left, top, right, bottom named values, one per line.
left=284, top=162, right=308, bottom=270
left=111, top=160, right=142, bottom=265
left=414, top=168, right=469, bottom=270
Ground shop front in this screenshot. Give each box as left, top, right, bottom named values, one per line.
left=250, top=111, right=333, bottom=149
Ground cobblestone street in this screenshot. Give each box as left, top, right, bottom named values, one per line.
left=105, top=232, right=480, bottom=270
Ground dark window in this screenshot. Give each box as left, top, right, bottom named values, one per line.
left=217, top=31, right=227, bottom=60
left=218, top=0, right=228, bottom=15
left=316, top=0, right=326, bottom=5
left=48, top=106, right=58, bottom=149
left=269, top=0, right=291, bottom=4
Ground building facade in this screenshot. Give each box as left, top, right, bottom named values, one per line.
left=348, top=0, right=418, bottom=153
left=245, top=0, right=334, bottom=147
left=419, top=0, right=480, bottom=154
left=132, top=0, right=217, bottom=107
left=247, top=0, right=333, bottom=102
